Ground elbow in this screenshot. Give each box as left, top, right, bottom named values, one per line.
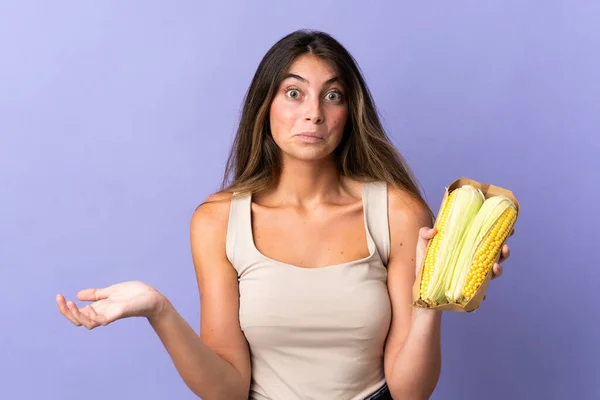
left=389, top=387, right=437, bottom=400
left=388, top=372, right=441, bottom=400
left=203, top=393, right=247, bottom=400
left=185, top=378, right=249, bottom=400
left=189, top=387, right=248, bottom=400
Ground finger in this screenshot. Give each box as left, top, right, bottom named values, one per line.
left=67, top=301, right=97, bottom=330
left=56, top=295, right=82, bottom=326
left=499, top=244, right=510, bottom=263
left=77, top=287, right=110, bottom=302
left=80, top=305, right=105, bottom=327
left=419, top=227, right=437, bottom=240
left=86, top=305, right=109, bottom=326
left=81, top=304, right=108, bottom=325
left=491, top=263, right=503, bottom=280
left=65, top=301, right=85, bottom=326
left=73, top=303, right=100, bottom=330
left=58, top=303, right=82, bottom=326
left=79, top=304, right=96, bottom=319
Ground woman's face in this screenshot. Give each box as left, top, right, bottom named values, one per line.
left=268, top=54, right=349, bottom=162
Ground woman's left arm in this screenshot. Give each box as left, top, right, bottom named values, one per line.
left=383, top=189, right=442, bottom=400
left=383, top=188, right=513, bottom=399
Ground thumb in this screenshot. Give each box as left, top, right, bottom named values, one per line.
left=420, top=227, right=437, bottom=240
left=77, top=287, right=110, bottom=302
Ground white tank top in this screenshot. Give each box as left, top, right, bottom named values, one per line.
left=226, top=181, right=392, bottom=400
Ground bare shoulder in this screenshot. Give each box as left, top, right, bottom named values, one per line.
left=190, top=191, right=233, bottom=245
left=387, top=185, right=432, bottom=235
left=189, top=190, right=235, bottom=284
left=192, top=191, right=233, bottom=227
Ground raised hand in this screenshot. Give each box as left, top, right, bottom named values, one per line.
left=56, top=281, right=167, bottom=330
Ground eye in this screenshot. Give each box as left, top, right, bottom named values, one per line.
left=325, top=91, right=343, bottom=101
left=286, top=88, right=301, bottom=99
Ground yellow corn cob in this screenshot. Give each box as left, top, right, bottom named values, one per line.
left=446, top=195, right=518, bottom=304
left=418, top=185, right=484, bottom=306
left=418, top=187, right=455, bottom=303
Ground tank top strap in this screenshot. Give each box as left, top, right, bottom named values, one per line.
left=363, top=181, right=391, bottom=267
left=226, top=192, right=254, bottom=269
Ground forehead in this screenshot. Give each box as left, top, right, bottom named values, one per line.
left=283, top=54, right=339, bottom=82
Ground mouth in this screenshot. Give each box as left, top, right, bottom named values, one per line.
left=294, top=132, right=325, bottom=142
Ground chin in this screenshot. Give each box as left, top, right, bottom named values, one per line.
left=283, top=147, right=336, bottom=163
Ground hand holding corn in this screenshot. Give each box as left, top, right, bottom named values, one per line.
left=414, top=182, right=519, bottom=311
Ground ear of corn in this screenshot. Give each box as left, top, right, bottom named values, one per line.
left=419, top=185, right=485, bottom=306
left=446, top=195, right=518, bottom=304
left=418, top=189, right=455, bottom=305
left=416, top=184, right=518, bottom=308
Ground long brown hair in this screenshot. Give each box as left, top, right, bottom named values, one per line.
left=221, top=29, right=433, bottom=221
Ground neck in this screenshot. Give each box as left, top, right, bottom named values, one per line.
left=274, top=156, right=342, bottom=205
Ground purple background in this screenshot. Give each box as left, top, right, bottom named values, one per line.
left=1, top=1, right=598, bottom=399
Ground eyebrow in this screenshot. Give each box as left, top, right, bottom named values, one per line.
left=282, top=73, right=339, bottom=85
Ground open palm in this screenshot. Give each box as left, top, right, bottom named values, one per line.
left=56, top=281, right=165, bottom=330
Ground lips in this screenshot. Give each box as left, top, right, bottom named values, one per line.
left=295, top=132, right=323, bottom=139
left=294, top=131, right=325, bottom=143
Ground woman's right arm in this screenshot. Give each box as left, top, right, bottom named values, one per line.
left=57, top=193, right=250, bottom=399
left=150, top=193, right=251, bottom=400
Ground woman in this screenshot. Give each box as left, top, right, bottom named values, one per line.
left=56, top=30, right=512, bottom=400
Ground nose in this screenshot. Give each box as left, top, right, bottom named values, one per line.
left=304, top=97, right=324, bottom=124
